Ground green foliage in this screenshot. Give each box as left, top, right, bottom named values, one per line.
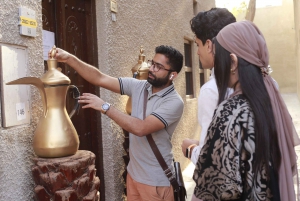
left=231, top=1, right=248, bottom=17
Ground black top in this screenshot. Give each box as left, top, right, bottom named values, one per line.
left=193, top=95, right=280, bottom=201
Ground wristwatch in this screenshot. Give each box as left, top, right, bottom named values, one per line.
left=100, top=102, right=111, bottom=114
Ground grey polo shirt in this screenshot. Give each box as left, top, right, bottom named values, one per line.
left=118, top=77, right=184, bottom=186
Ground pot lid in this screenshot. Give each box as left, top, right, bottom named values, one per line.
left=40, top=46, right=71, bottom=85
left=131, top=46, right=149, bottom=74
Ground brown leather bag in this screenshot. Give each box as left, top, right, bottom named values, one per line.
left=146, top=135, right=187, bottom=201
left=173, top=161, right=187, bottom=201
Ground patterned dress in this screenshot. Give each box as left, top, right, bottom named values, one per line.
left=193, top=95, right=279, bottom=201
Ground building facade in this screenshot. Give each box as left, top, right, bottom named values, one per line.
left=253, top=0, right=297, bottom=93
left=235, top=0, right=299, bottom=95
left=294, top=0, right=300, bottom=99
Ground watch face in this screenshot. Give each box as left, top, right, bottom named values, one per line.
left=102, top=104, right=109, bottom=110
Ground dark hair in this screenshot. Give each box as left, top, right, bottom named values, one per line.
left=155, top=45, right=183, bottom=73
left=214, top=39, right=281, bottom=180
left=190, top=8, right=236, bottom=45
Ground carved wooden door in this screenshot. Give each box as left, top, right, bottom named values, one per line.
left=42, top=0, right=103, bottom=199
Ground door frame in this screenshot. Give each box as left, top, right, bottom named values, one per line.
left=42, top=0, right=105, bottom=200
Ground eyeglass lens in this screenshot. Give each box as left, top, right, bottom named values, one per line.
left=148, top=60, right=164, bottom=72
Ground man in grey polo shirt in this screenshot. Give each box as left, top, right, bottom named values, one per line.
left=51, top=45, right=184, bottom=201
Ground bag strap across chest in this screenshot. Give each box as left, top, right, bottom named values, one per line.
left=143, top=86, right=179, bottom=191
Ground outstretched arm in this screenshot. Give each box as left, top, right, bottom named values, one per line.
left=50, top=48, right=120, bottom=93
left=79, top=93, right=165, bottom=136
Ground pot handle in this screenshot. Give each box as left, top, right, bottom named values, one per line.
left=68, top=85, right=80, bottom=118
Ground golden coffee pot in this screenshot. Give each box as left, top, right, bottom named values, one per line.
left=131, top=46, right=149, bottom=80
left=6, top=46, right=80, bottom=158
left=126, top=46, right=149, bottom=114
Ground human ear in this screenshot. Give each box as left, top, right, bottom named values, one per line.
left=169, top=72, right=178, bottom=80
left=206, top=39, right=213, bottom=53
left=230, top=54, right=238, bottom=70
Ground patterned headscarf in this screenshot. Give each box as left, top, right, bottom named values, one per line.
left=216, top=20, right=300, bottom=201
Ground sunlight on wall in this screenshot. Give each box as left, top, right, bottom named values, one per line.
left=215, top=0, right=282, bottom=10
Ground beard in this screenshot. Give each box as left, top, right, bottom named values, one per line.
left=147, top=71, right=171, bottom=88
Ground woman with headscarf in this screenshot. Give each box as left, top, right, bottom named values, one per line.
left=192, top=20, right=300, bottom=201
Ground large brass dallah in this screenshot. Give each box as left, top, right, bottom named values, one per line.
left=6, top=46, right=80, bottom=158
left=125, top=46, right=149, bottom=114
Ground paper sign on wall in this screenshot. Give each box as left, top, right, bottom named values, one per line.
left=42, top=30, right=55, bottom=60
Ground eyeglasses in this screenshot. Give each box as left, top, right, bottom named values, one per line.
left=147, top=60, right=174, bottom=72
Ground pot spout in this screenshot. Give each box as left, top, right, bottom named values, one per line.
left=6, top=77, right=47, bottom=117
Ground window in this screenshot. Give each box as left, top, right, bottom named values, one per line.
left=199, top=61, right=205, bottom=87
left=184, top=39, right=194, bottom=98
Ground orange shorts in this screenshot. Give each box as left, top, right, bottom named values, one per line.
left=126, top=173, right=174, bottom=201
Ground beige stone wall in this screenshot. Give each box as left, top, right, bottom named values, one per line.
left=95, top=0, right=214, bottom=200
left=294, top=0, right=300, bottom=99
left=0, top=1, right=43, bottom=200
left=236, top=0, right=297, bottom=93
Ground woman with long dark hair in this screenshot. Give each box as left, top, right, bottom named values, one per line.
left=192, top=20, right=299, bottom=201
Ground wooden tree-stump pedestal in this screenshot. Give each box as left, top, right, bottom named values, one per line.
left=32, top=150, right=100, bottom=201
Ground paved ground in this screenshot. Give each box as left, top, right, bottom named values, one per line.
left=182, top=93, right=300, bottom=201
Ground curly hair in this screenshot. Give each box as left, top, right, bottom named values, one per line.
left=155, top=45, right=183, bottom=73
left=190, top=8, right=236, bottom=45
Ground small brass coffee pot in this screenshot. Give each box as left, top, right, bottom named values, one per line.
left=131, top=47, right=149, bottom=80
left=7, top=46, right=80, bottom=158
left=126, top=47, right=149, bottom=114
